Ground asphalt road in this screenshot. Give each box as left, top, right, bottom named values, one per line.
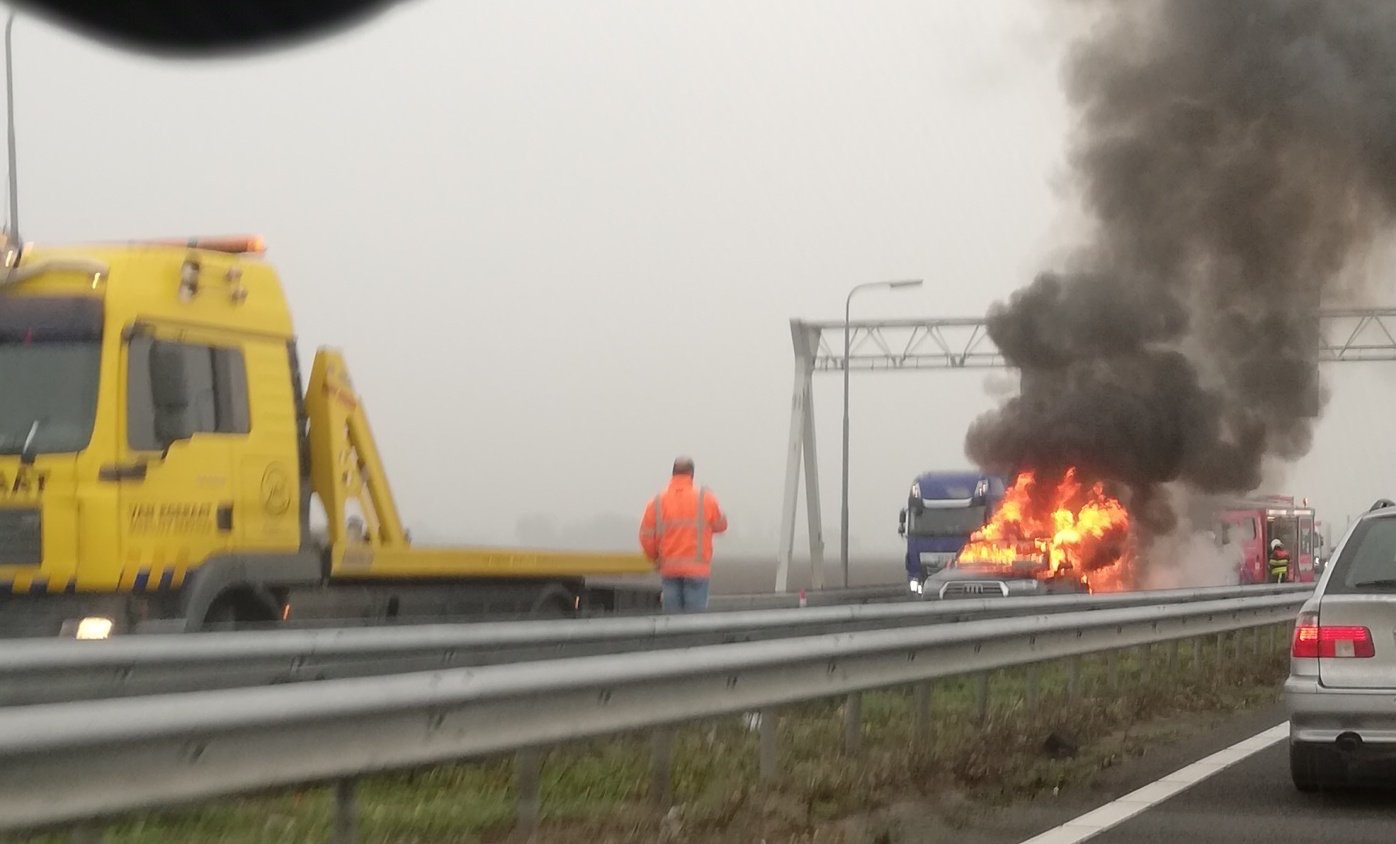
left=1093, top=734, right=1396, bottom=843
left=858, top=701, right=1396, bottom=844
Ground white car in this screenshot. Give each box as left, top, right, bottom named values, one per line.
left=1286, top=498, right=1396, bottom=791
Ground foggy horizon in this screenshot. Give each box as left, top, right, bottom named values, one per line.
left=8, top=0, right=1395, bottom=566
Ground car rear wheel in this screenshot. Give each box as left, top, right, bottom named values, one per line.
left=1290, top=742, right=1319, bottom=792
left=1290, top=741, right=1343, bottom=792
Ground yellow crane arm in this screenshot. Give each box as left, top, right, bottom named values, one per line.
left=304, top=348, right=653, bottom=579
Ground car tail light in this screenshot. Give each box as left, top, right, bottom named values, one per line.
left=1292, top=612, right=1376, bottom=658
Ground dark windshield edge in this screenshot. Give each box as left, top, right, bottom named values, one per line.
left=910, top=504, right=988, bottom=538
left=0, top=294, right=103, bottom=340
left=1349, top=579, right=1396, bottom=589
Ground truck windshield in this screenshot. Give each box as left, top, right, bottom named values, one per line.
left=0, top=341, right=101, bottom=455
left=909, top=505, right=987, bottom=537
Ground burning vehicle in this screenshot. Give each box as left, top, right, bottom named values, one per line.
left=922, top=469, right=1134, bottom=600
left=954, top=1, right=1396, bottom=598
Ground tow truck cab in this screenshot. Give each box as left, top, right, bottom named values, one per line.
left=0, top=236, right=311, bottom=635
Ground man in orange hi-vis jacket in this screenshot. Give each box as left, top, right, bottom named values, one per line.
left=639, top=456, right=728, bottom=612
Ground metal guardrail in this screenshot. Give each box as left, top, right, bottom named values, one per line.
left=94, top=583, right=914, bottom=636
left=0, top=589, right=1310, bottom=836
left=707, top=583, right=909, bottom=610
left=0, top=583, right=1309, bottom=706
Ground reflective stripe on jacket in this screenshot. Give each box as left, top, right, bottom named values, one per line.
left=639, top=475, right=728, bottom=578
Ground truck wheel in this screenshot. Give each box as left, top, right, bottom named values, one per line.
left=528, top=587, right=576, bottom=618
left=199, top=588, right=277, bottom=631
left=200, top=597, right=240, bottom=631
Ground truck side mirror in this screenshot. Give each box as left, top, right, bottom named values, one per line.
left=898, top=508, right=907, bottom=537
left=149, top=341, right=195, bottom=446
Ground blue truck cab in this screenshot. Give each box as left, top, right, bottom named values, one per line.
left=898, top=471, right=1007, bottom=594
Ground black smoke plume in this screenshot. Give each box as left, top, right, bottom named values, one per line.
left=966, top=0, right=1396, bottom=536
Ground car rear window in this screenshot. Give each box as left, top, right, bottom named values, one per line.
left=1324, top=514, right=1396, bottom=594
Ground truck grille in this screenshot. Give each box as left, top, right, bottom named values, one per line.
left=939, top=581, right=1009, bottom=599
left=0, top=508, right=41, bottom=565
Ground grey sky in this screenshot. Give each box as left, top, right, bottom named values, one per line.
left=10, top=1, right=1394, bottom=559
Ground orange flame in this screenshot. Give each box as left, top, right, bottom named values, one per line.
left=957, top=469, right=1133, bottom=592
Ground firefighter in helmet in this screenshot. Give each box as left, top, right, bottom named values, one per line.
left=1268, top=538, right=1291, bottom=583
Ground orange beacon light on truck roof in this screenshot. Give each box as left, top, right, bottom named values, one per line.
left=146, top=234, right=266, bottom=255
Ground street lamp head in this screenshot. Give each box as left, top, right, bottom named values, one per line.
left=846, top=278, right=924, bottom=307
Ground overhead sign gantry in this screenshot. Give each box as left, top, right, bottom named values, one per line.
left=777, top=307, right=1396, bottom=592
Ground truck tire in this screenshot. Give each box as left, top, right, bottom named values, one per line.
left=200, top=596, right=241, bottom=632
left=528, top=586, right=576, bottom=619
left=199, top=587, right=279, bottom=631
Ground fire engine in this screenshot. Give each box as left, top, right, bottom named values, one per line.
left=1214, top=495, right=1319, bottom=584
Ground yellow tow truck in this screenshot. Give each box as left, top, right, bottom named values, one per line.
left=0, top=233, right=658, bottom=636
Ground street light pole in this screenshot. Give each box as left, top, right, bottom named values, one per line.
left=4, top=11, right=19, bottom=248
left=841, top=278, right=923, bottom=588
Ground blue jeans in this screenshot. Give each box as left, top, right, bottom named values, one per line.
left=661, top=576, right=710, bottom=612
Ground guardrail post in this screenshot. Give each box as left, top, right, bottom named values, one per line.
left=1105, top=651, right=1118, bottom=692
left=650, top=728, right=675, bottom=806
left=1192, top=635, right=1202, bottom=670
left=1024, top=664, right=1040, bottom=709
left=68, top=824, right=105, bottom=844
left=913, top=682, right=933, bottom=741
left=1167, top=638, right=1180, bottom=673
left=975, top=672, right=990, bottom=724
left=515, top=749, right=544, bottom=835
left=759, top=708, right=779, bottom=782
left=332, top=778, right=357, bottom=844
left=1253, top=625, right=1264, bottom=660
left=1233, top=628, right=1243, bottom=663
left=844, top=693, right=862, bottom=753
left=1138, top=645, right=1151, bottom=684
left=1214, top=633, right=1225, bottom=680
left=1067, top=656, right=1082, bottom=702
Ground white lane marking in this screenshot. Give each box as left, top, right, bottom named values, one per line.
left=1017, top=721, right=1289, bottom=844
